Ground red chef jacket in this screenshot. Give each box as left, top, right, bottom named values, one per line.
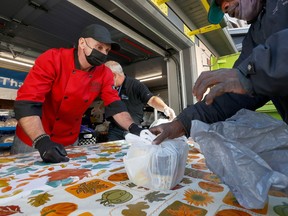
left=15, top=48, right=121, bottom=146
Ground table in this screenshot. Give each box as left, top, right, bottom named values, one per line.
left=0, top=140, right=287, bottom=216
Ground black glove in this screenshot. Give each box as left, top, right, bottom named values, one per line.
left=34, top=135, right=69, bottom=163
left=128, top=123, right=144, bottom=136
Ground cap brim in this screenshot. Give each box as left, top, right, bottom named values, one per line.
left=208, top=0, right=224, bottom=24
left=111, top=42, right=121, bottom=51
left=97, top=38, right=121, bottom=51
left=80, top=24, right=121, bottom=51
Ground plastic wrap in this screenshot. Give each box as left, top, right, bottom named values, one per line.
left=191, top=109, right=288, bottom=209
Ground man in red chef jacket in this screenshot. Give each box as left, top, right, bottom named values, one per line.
left=12, top=24, right=142, bottom=163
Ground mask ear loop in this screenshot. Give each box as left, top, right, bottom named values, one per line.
left=83, top=38, right=93, bottom=50
left=80, top=38, right=91, bottom=57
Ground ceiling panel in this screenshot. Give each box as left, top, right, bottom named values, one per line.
left=169, top=0, right=236, bottom=56
left=0, top=0, right=237, bottom=90
left=0, top=0, right=161, bottom=66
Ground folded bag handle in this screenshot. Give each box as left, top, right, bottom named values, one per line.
left=139, top=130, right=156, bottom=143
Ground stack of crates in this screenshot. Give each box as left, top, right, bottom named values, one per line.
left=210, top=53, right=281, bottom=120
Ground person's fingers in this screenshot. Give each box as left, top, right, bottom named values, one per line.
left=204, top=84, right=225, bottom=105
left=193, top=75, right=206, bottom=101
left=42, top=151, right=60, bottom=163
left=152, top=132, right=167, bottom=145
left=193, top=71, right=210, bottom=92
left=62, top=156, right=70, bottom=162
left=56, top=146, right=68, bottom=156
left=193, top=72, right=219, bottom=101
left=42, top=148, right=69, bottom=163
left=149, top=126, right=163, bottom=136
left=49, top=153, right=69, bottom=163
left=149, top=125, right=168, bottom=144
left=167, top=111, right=174, bottom=120
left=170, top=110, right=176, bottom=120
left=150, top=120, right=186, bottom=145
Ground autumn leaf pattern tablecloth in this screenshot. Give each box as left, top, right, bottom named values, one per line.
left=0, top=140, right=287, bottom=216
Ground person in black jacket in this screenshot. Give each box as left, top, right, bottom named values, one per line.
left=151, top=0, right=288, bottom=144
left=105, top=60, right=176, bottom=141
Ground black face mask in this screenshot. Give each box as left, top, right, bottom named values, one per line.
left=84, top=39, right=107, bottom=66
left=86, top=48, right=107, bottom=66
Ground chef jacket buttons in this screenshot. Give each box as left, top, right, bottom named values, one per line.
left=64, top=96, right=68, bottom=99
left=72, top=70, right=76, bottom=74
left=84, top=99, right=88, bottom=103
left=56, top=117, right=60, bottom=121
left=70, top=132, right=73, bottom=135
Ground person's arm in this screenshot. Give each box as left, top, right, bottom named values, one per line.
left=105, top=100, right=143, bottom=135
left=15, top=115, right=69, bottom=163
left=14, top=50, right=69, bottom=163
left=237, top=28, right=288, bottom=96
left=193, top=29, right=288, bottom=104
left=150, top=93, right=269, bottom=144
left=14, top=101, right=69, bottom=163
left=129, top=79, right=176, bottom=120
left=18, top=116, right=45, bottom=140
left=147, top=96, right=176, bottom=120
left=112, top=111, right=134, bottom=130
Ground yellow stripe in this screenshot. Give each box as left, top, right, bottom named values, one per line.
left=156, top=0, right=170, bottom=5
left=201, top=0, right=210, bottom=12
left=151, top=0, right=168, bottom=16
left=184, top=24, right=195, bottom=42
left=187, top=24, right=221, bottom=36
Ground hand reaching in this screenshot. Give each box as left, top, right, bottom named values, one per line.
left=149, top=120, right=186, bottom=144
left=163, top=106, right=176, bottom=120
left=193, top=68, right=247, bottom=105
left=128, top=123, right=144, bottom=136
left=34, top=135, right=69, bottom=163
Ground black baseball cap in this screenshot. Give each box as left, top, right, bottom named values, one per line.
left=80, top=24, right=121, bottom=51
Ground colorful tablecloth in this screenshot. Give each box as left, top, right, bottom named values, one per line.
left=0, top=140, right=287, bottom=216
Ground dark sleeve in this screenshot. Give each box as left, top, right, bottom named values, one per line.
left=105, top=100, right=128, bottom=118
left=177, top=93, right=269, bottom=136
left=135, top=80, right=154, bottom=104
left=231, top=30, right=255, bottom=94
left=14, top=100, right=43, bottom=120
left=233, top=28, right=256, bottom=68
left=237, top=29, right=288, bottom=97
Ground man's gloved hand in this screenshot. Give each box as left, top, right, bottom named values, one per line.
left=163, top=106, right=176, bottom=120
left=149, top=120, right=186, bottom=145
left=34, top=134, right=69, bottom=163
left=128, top=123, right=144, bottom=136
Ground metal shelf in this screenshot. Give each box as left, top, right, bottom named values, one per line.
left=0, top=126, right=16, bottom=132
left=0, top=142, right=12, bottom=147
left=0, top=126, right=15, bottom=148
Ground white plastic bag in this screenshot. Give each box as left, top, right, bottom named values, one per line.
left=149, top=118, right=170, bottom=128
left=124, top=130, right=189, bottom=190
left=191, top=109, right=288, bottom=209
